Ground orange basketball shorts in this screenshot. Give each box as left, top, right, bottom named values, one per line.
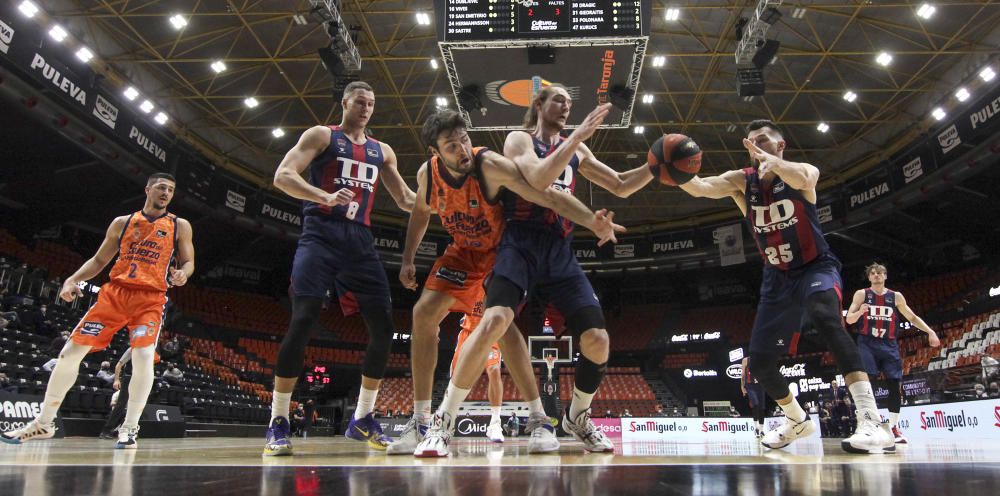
left=424, top=245, right=495, bottom=315
left=71, top=282, right=167, bottom=351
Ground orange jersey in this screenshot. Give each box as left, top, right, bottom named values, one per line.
left=108, top=211, right=177, bottom=292
left=451, top=302, right=501, bottom=376
left=427, top=147, right=504, bottom=252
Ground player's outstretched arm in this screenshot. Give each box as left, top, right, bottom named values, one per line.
left=678, top=170, right=746, bottom=199
left=400, top=163, right=432, bottom=290
left=169, top=218, right=195, bottom=287
left=480, top=151, right=625, bottom=245
left=577, top=144, right=654, bottom=198
left=895, top=292, right=941, bottom=347
left=60, top=216, right=129, bottom=302
left=379, top=143, right=417, bottom=213
left=845, top=289, right=869, bottom=325
left=273, top=126, right=354, bottom=208
left=503, top=103, right=611, bottom=190
left=743, top=138, right=819, bottom=192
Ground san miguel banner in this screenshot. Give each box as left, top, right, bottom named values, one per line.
left=0, top=4, right=173, bottom=168
left=890, top=399, right=1000, bottom=441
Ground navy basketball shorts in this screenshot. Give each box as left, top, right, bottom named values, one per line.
left=746, top=383, right=765, bottom=409
left=750, top=253, right=843, bottom=355
left=491, top=224, right=602, bottom=322
left=856, top=334, right=903, bottom=381
left=290, top=216, right=391, bottom=316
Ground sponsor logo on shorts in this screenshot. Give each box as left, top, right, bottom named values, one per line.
left=435, top=266, right=468, bottom=287
left=79, top=321, right=105, bottom=336
left=131, top=325, right=149, bottom=338
left=811, top=281, right=822, bottom=287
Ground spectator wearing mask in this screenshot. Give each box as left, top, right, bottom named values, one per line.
left=989, top=382, right=1000, bottom=399
left=96, top=362, right=115, bottom=386
left=654, top=405, right=668, bottom=417
left=162, top=363, right=184, bottom=384
left=973, top=383, right=988, bottom=399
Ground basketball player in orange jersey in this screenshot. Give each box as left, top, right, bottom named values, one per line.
left=417, top=86, right=652, bottom=457
left=845, top=262, right=940, bottom=445
left=450, top=309, right=505, bottom=443
left=2, top=173, right=194, bottom=449
left=265, top=81, right=415, bottom=455
left=392, top=107, right=623, bottom=456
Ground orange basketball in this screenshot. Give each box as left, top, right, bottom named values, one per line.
left=647, top=133, right=703, bottom=186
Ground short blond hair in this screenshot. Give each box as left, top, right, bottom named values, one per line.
left=522, top=85, right=568, bottom=129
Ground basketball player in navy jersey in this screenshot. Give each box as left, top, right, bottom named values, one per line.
left=416, top=85, right=654, bottom=456
left=845, top=262, right=940, bottom=445
left=676, top=120, right=893, bottom=454
left=741, top=356, right=766, bottom=438
left=264, top=81, right=416, bottom=456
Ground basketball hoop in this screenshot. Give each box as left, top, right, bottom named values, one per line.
left=544, top=355, right=557, bottom=382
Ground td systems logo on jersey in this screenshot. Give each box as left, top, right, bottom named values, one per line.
left=335, top=158, right=379, bottom=192
left=701, top=420, right=753, bottom=434
left=919, top=408, right=978, bottom=431
left=751, top=199, right=798, bottom=234
left=627, top=420, right=687, bottom=434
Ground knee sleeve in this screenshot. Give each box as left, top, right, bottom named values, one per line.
left=807, top=290, right=865, bottom=374
left=749, top=352, right=789, bottom=400
left=276, top=297, right=323, bottom=378
left=574, top=355, right=607, bottom=394
left=360, top=307, right=393, bottom=380
left=484, top=276, right=524, bottom=311
left=566, top=306, right=606, bottom=339
left=886, top=379, right=902, bottom=413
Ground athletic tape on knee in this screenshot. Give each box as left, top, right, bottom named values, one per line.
left=575, top=355, right=607, bottom=394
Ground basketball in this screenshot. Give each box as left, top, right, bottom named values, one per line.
left=647, top=133, right=703, bottom=186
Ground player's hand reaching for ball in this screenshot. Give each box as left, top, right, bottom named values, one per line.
left=568, top=103, right=612, bottom=143
left=323, top=189, right=355, bottom=207
left=399, top=262, right=418, bottom=291
left=743, top=138, right=782, bottom=176
left=59, top=279, right=83, bottom=302
left=591, top=209, right=626, bottom=246
left=168, top=268, right=188, bottom=287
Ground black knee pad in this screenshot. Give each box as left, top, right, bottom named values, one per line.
left=807, top=290, right=865, bottom=374
left=574, top=355, right=607, bottom=394
left=360, top=307, right=394, bottom=380
left=885, top=379, right=902, bottom=413
left=749, top=352, right=790, bottom=400
left=276, top=297, right=323, bottom=378
left=484, top=275, right=524, bottom=311
left=566, top=306, right=606, bottom=339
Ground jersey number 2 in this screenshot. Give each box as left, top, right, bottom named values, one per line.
left=128, top=263, right=138, bottom=278
left=764, top=243, right=793, bottom=265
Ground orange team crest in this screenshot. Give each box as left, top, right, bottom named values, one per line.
left=484, top=77, right=581, bottom=107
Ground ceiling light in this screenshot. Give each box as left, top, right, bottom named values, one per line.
left=435, top=97, right=448, bottom=107
left=843, top=91, right=857, bottom=103
left=932, top=107, right=946, bottom=121
left=292, top=14, right=308, bottom=25
left=49, top=25, right=68, bottom=43
left=416, top=12, right=431, bottom=25
left=980, top=67, right=996, bottom=82
left=651, top=55, right=666, bottom=68
left=633, top=126, right=645, bottom=134
left=123, top=87, right=139, bottom=101
left=664, top=8, right=680, bottom=21
left=140, top=100, right=154, bottom=113
left=18, top=1, right=39, bottom=18
left=75, top=47, right=94, bottom=63
left=154, top=112, right=169, bottom=125
left=642, top=94, right=654, bottom=104
left=244, top=97, right=259, bottom=108
left=816, top=122, right=829, bottom=133
left=955, top=87, right=970, bottom=102
left=876, top=52, right=893, bottom=67
left=272, top=128, right=285, bottom=138
left=791, top=8, right=806, bottom=19
left=429, top=58, right=439, bottom=70
left=916, top=4, right=936, bottom=20
left=211, top=60, right=227, bottom=73
left=169, top=14, right=188, bottom=30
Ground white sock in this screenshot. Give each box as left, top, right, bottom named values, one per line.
left=569, top=387, right=596, bottom=421
left=848, top=381, right=880, bottom=423
left=121, top=345, right=156, bottom=431
left=779, top=398, right=807, bottom=423
left=437, top=383, right=471, bottom=423
left=527, top=397, right=545, bottom=416
left=490, top=405, right=501, bottom=423
left=354, top=386, right=378, bottom=420
left=271, top=391, right=292, bottom=423
left=37, top=342, right=90, bottom=425
left=890, top=412, right=900, bottom=428
left=414, top=400, right=432, bottom=422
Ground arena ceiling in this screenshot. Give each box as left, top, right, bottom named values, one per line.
left=36, top=0, right=1000, bottom=229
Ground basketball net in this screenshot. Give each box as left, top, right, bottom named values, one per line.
left=544, top=356, right=557, bottom=382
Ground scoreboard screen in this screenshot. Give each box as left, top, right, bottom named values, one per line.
left=436, top=0, right=651, bottom=42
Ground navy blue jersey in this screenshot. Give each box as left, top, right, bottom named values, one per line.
left=858, top=288, right=900, bottom=340
left=743, top=168, right=830, bottom=271
left=302, top=126, right=384, bottom=227
left=502, top=135, right=580, bottom=238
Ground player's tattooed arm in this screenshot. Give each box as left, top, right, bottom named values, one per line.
left=169, top=218, right=195, bottom=287
left=379, top=143, right=417, bottom=213
left=503, top=103, right=611, bottom=191
left=895, top=292, right=941, bottom=347
left=845, top=289, right=869, bottom=325
left=60, top=216, right=128, bottom=302
left=273, top=126, right=353, bottom=207
left=400, top=163, right=432, bottom=290
left=577, top=144, right=654, bottom=198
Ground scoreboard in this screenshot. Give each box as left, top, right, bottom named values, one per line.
left=435, top=0, right=651, bottom=41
